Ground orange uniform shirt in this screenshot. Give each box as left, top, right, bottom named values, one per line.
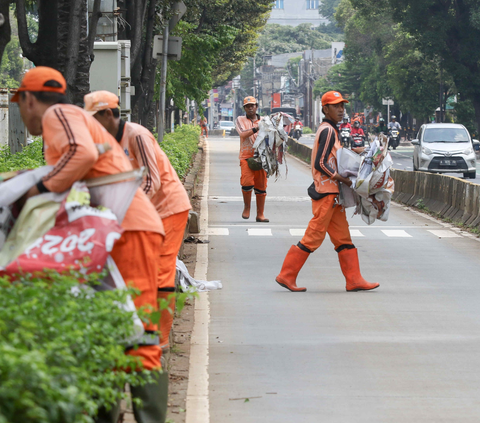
left=41, top=104, right=164, bottom=235
left=118, top=121, right=191, bottom=219
left=235, top=114, right=260, bottom=159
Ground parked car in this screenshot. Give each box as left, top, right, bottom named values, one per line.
left=412, top=123, right=479, bottom=179
left=219, top=120, right=236, bottom=136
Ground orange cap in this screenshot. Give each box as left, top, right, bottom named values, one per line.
left=243, top=96, right=257, bottom=106
left=84, top=90, right=120, bottom=115
left=321, top=91, right=349, bottom=106
left=11, top=66, right=67, bottom=102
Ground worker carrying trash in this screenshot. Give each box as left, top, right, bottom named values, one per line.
left=275, top=91, right=380, bottom=293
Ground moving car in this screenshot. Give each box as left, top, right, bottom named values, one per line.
left=412, top=123, right=479, bottom=179
left=219, top=120, right=236, bottom=136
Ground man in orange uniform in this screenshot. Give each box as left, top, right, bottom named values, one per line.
left=235, top=96, right=269, bottom=222
left=84, top=90, right=191, bottom=353
left=14, top=68, right=168, bottom=423
left=200, top=115, right=208, bottom=137
left=275, top=91, right=379, bottom=293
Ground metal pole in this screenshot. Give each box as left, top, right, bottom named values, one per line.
left=253, top=57, right=256, bottom=98
left=209, top=90, right=214, bottom=130
left=439, top=66, right=443, bottom=123
left=158, top=24, right=169, bottom=142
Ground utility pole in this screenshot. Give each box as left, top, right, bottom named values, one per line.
left=253, top=57, right=256, bottom=98
left=439, top=66, right=443, bottom=123
left=158, top=24, right=169, bottom=143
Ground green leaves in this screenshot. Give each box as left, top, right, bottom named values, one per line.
left=0, top=138, right=45, bottom=173
left=0, top=272, right=148, bottom=423
left=158, top=124, right=200, bottom=179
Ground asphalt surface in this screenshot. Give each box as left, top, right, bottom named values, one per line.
left=205, top=135, right=480, bottom=422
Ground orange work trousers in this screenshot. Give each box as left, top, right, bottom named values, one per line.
left=157, top=210, right=190, bottom=348
left=300, top=195, right=353, bottom=252
left=111, top=230, right=164, bottom=370
left=240, top=159, right=267, bottom=192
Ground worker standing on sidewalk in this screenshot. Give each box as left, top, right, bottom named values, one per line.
left=275, top=91, right=379, bottom=293
left=200, top=115, right=208, bottom=138
left=235, top=96, right=269, bottom=222
left=13, top=67, right=168, bottom=423
left=84, top=90, right=192, bottom=355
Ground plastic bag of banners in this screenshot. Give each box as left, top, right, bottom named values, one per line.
left=0, top=166, right=147, bottom=345
left=251, top=112, right=295, bottom=179
left=354, top=135, right=395, bottom=224
left=336, top=135, right=395, bottom=224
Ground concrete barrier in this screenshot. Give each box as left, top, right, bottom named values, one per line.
left=391, top=169, right=480, bottom=228
left=287, top=138, right=480, bottom=229
left=287, top=138, right=312, bottom=163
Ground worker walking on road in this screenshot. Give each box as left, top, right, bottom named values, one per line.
left=84, top=90, right=192, bottom=356
left=275, top=91, right=379, bottom=293
left=235, top=96, right=269, bottom=222
left=13, top=67, right=168, bottom=423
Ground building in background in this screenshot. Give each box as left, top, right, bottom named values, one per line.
left=268, top=0, right=328, bottom=27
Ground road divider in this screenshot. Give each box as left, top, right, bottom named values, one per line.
left=288, top=138, right=480, bottom=230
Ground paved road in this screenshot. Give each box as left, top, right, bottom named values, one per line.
left=204, top=135, right=480, bottom=423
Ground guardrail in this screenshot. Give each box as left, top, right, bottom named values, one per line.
left=287, top=138, right=480, bottom=230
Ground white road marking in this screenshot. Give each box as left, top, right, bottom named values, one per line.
left=350, top=229, right=364, bottom=237
left=209, top=196, right=310, bottom=202
left=382, top=229, right=412, bottom=237
left=207, top=228, right=229, bottom=236
left=248, top=228, right=272, bottom=236
left=428, top=230, right=461, bottom=238
left=289, top=228, right=306, bottom=236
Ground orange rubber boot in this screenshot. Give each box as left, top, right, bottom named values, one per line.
left=275, top=245, right=308, bottom=292
left=242, top=190, right=252, bottom=219
left=256, top=194, right=269, bottom=222
left=338, top=248, right=379, bottom=292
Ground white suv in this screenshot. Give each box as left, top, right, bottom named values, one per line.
left=412, top=123, right=479, bottom=179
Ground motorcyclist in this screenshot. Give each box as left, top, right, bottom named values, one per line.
left=388, top=115, right=402, bottom=131
left=339, top=117, right=351, bottom=130
left=351, top=120, right=365, bottom=137
left=376, top=118, right=389, bottom=134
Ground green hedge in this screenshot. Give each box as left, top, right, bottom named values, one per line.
left=159, top=124, right=200, bottom=179
left=0, top=273, right=148, bottom=423
left=0, top=124, right=200, bottom=422
left=0, top=124, right=200, bottom=179
left=0, top=139, right=45, bottom=173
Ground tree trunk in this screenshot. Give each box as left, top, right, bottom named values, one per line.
left=0, top=0, right=11, bottom=64
left=17, top=0, right=59, bottom=67
left=63, top=0, right=84, bottom=103
left=472, top=96, right=480, bottom=137
left=134, top=0, right=157, bottom=129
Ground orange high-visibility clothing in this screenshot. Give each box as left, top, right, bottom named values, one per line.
left=300, top=195, right=353, bottom=252
left=235, top=114, right=260, bottom=159
left=41, top=104, right=164, bottom=370
left=239, top=160, right=267, bottom=192
left=157, top=210, right=189, bottom=348
left=41, top=104, right=164, bottom=235
left=111, top=231, right=163, bottom=370
left=311, top=121, right=341, bottom=195
left=118, top=121, right=192, bottom=350
left=119, top=121, right=191, bottom=219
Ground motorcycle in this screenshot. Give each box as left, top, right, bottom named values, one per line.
left=351, top=133, right=365, bottom=148
left=389, top=128, right=400, bottom=150
left=293, top=124, right=303, bottom=140
left=340, top=127, right=352, bottom=148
